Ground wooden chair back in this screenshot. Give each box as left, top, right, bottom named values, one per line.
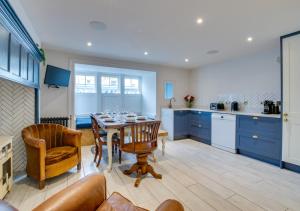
left=90, top=115, right=101, bottom=142
left=120, top=121, right=161, bottom=153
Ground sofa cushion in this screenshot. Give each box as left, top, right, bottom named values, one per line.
left=96, top=192, right=147, bottom=211
left=46, top=146, right=77, bottom=165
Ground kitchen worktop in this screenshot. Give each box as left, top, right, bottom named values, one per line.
left=162, top=107, right=281, bottom=118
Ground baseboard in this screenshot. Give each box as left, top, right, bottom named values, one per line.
left=238, top=149, right=281, bottom=167
left=282, top=161, right=300, bottom=173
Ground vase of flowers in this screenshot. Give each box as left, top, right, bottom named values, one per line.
left=184, top=95, right=195, bottom=108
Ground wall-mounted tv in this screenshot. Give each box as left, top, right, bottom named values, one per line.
left=44, top=65, right=71, bottom=88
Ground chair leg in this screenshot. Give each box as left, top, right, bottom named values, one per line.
left=124, top=154, right=162, bottom=187
left=94, top=145, right=98, bottom=162
left=97, top=145, right=103, bottom=167
left=39, top=180, right=45, bottom=189
left=119, top=149, right=122, bottom=164
left=77, top=162, right=81, bottom=170
left=135, top=169, right=142, bottom=187
left=146, top=164, right=162, bottom=179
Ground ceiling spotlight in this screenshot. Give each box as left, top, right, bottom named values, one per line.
left=144, top=51, right=149, bottom=55
left=247, top=37, right=253, bottom=42
left=196, top=18, right=203, bottom=24
left=87, top=42, right=92, bottom=47
left=185, top=58, right=189, bottom=62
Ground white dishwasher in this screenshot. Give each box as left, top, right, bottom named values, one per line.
left=211, top=113, right=236, bottom=153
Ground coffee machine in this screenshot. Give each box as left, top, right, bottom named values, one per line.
left=263, top=100, right=275, bottom=114
left=231, top=101, right=239, bottom=111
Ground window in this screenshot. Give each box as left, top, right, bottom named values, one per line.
left=75, top=75, right=96, bottom=93
left=124, top=77, right=140, bottom=94
left=101, top=75, right=120, bottom=94
left=164, top=81, right=174, bottom=99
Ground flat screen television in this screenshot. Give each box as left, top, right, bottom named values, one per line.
left=44, top=65, right=71, bottom=87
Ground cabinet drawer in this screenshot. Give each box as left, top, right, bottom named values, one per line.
left=237, top=115, right=281, bottom=136
left=237, top=133, right=281, bottom=160
left=190, top=125, right=211, bottom=140
left=189, top=111, right=211, bottom=128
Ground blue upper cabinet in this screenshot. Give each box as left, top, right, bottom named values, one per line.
left=10, top=34, right=21, bottom=77
left=0, top=0, right=43, bottom=88
left=0, top=23, right=9, bottom=72
left=236, top=115, right=282, bottom=166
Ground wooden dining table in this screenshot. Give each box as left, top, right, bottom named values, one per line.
left=95, top=115, right=161, bottom=171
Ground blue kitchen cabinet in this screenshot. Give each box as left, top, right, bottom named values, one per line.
left=0, top=23, right=9, bottom=72
left=0, top=0, right=43, bottom=88
left=174, top=110, right=189, bottom=139
left=189, top=111, right=211, bottom=144
left=236, top=115, right=282, bottom=166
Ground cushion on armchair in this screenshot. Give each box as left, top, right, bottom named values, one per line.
left=46, top=146, right=77, bottom=165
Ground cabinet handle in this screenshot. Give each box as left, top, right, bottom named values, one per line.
left=252, top=135, right=259, bottom=139
left=252, top=117, right=259, bottom=120
left=198, top=112, right=202, bottom=114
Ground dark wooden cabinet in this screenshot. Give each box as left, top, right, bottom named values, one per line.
left=0, top=23, right=9, bottom=72
left=236, top=115, right=282, bottom=166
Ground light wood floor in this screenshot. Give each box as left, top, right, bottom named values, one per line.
left=4, top=139, right=300, bottom=211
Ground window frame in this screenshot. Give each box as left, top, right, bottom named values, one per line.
left=100, top=74, right=121, bottom=95
left=75, top=74, right=97, bottom=94
left=123, top=76, right=142, bottom=95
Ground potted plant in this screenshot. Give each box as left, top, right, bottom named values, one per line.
left=184, top=95, right=195, bottom=108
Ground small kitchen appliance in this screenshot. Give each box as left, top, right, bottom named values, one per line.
left=210, top=103, right=225, bottom=110
left=263, top=100, right=275, bottom=114
left=231, top=101, right=239, bottom=111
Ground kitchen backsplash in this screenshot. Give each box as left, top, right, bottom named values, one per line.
left=202, top=92, right=281, bottom=113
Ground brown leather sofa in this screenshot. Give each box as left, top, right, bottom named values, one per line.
left=33, top=173, right=184, bottom=211
left=22, top=124, right=82, bottom=189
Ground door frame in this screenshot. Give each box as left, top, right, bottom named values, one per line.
left=280, top=30, right=300, bottom=171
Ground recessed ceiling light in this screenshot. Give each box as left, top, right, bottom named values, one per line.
left=247, top=37, right=253, bottom=42
left=185, top=58, right=189, bottom=62
left=196, top=18, right=203, bottom=24
left=89, top=21, right=107, bottom=31
left=144, top=51, right=149, bottom=55
left=87, top=42, right=92, bottom=47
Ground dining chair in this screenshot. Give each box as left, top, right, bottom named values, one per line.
left=90, top=115, right=121, bottom=166
left=119, top=120, right=162, bottom=187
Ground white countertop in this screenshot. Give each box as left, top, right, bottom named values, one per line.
left=162, top=107, right=281, bottom=118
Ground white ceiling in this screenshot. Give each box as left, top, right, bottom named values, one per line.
left=19, top=0, right=300, bottom=69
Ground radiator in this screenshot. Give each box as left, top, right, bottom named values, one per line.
left=40, top=117, right=70, bottom=127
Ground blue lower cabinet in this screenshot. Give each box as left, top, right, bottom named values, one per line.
left=236, top=115, right=282, bottom=166
left=188, top=111, right=211, bottom=144
left=174, top=111, right=189, bottom=139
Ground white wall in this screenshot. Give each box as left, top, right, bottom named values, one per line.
left=9, top=0, right=40, bottom=45
left=40, top=48, right=190, bottom=120
left=142, top=73, right=156, bottom=116
left=190, top=47, right=281, bottom=112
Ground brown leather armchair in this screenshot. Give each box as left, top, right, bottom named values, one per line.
left=33, top=173, right=184, bottom=211
left=22, top=124, right=82, bottom=189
